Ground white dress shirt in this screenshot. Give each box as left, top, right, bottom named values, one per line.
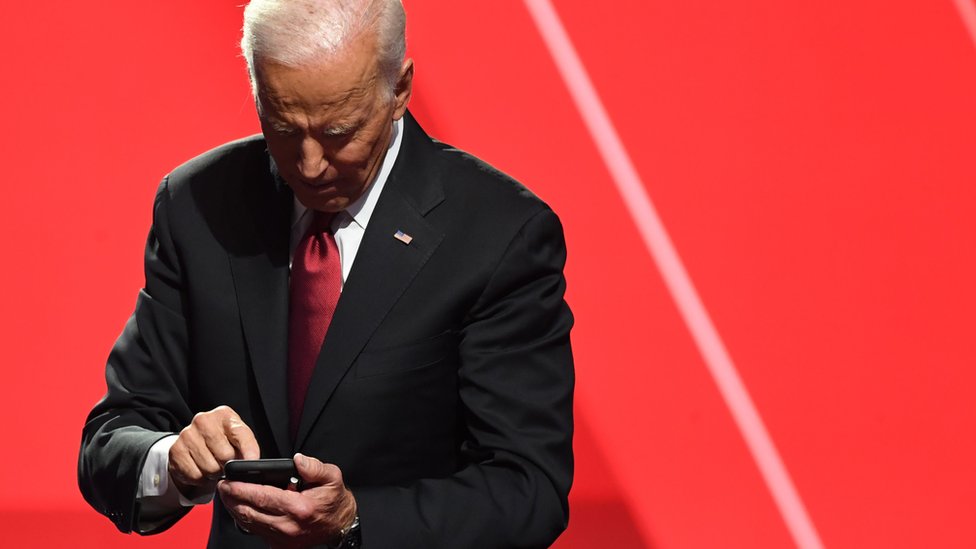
left=135, top=117, right=404, bottom=530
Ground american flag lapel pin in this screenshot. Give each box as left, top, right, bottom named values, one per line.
left=393, top=230, right=413, bottom=245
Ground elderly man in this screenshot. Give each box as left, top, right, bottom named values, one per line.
left=78, top=0, right=574, bottom=547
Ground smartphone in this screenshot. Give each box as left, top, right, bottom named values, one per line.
left=223, top=458, right=301, bottom=489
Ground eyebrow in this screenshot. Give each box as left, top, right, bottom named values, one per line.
left=322, top=121, right=358, bottom=136
left=264, top=116, right=360, bottom=137
left=267, top=119, right=299, bottom=134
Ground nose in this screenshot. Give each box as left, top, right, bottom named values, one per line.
left=297, top=136, right=328, bottom=181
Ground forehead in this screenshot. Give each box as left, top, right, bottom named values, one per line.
left=254, top=45, right=380, bottom=116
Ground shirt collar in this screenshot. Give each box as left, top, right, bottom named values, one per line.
left=291, top=116, right=404, bottom=229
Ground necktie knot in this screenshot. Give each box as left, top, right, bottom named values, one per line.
left=310, top=210, right=337, bottom=235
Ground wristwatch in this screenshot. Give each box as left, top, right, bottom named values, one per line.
left=332, top=514, right=361, bottom=549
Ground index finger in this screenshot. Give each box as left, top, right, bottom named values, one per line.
left=223, top=415, right=260, bottom=460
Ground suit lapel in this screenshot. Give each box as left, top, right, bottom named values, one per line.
left=228, top=156, right=293, bottom=457
left=295, top=113, right=446, bottom=449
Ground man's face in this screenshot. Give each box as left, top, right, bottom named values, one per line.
left=254, top=36, right=411, bottom=213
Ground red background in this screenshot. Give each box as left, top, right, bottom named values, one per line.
left=1, top=1, right=974, bottom=547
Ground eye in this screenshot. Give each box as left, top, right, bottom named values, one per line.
left=263, top=119, right=299, bottom=137
left=274, top=126, right=299, bottom=137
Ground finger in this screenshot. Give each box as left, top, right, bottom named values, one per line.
left=223, top=415, right=260, bottom=460
left=220, top=479, right=351, bottom=546
left=222, top=484, right=328, bottom=543
left=217, top=480, right=245, bottom=509
left=218, top=481, right=283, bottom=538
left=291, top=455, right=357, bottom=533
left=294, top=453, right=342, bottom=487
left=169, top=444, right=206, bottom=487
left=186, top=409, right=237, bottom=476
left=220, top=479, right=302, bottom=517
left=170, top=432, right=213, bottom=486
left=229, top=501, right=303, bottom=541
left=199, top=426, right=239, bottom=467
left=181, top=426, right=224, bottom=480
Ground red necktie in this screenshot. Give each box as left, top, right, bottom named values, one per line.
left=288, top=211, right=341, bottom=441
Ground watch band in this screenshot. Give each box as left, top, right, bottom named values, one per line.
left=334, top=514, right=361, bottom=549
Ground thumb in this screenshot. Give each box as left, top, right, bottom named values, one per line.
left=294, top=453, right=342, bottom=487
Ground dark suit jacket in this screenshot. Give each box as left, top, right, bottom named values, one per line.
left=79, top=112, right=574, bottom=548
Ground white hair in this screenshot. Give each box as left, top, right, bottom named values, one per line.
left=241, top=0, right=406, bottom=95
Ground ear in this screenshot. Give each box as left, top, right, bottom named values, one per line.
left=392, top=58, right=414, bottom=120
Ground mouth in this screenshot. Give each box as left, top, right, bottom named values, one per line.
left=293, top=178, right=337, bottom=193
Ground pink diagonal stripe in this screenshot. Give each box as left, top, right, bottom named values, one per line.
left=521, top=1, right=825, bottom=547
left=953, top=0, right=976, bottom=49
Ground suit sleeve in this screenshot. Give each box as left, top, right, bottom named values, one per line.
left=354, top=207, right=575, bottom=548
left=77, top=177, right=194, bottom=534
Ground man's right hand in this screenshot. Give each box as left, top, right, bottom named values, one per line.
left=169, top=405, right=260, bottom=499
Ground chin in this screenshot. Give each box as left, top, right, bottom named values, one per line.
left=289, top=177, right=367, bottom=212
left=294, top=193, right=349, bottom=213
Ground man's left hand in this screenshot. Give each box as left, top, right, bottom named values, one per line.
left=218, top=453, right=358, bottom=548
